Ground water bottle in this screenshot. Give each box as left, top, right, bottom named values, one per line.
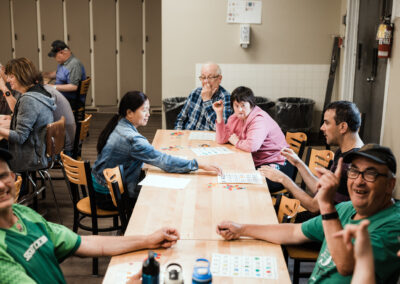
left=192, top=258, right=212, bottom=283
left=164, top=263, right=183, bottom=284
left=142, top=251, right=160, bottom=284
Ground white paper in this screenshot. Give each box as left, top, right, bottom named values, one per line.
left=106, top=262, right=165, bottom=283
left=227, top=0, right=262, bottom=24
left=211, top=253, right=277, bottom=279
left=139, top=175, right=191, bottom=189
left=191, top=147, right=233, bottom=156
left=218, top=172, right=263, bottom=184
left=106, top=262, right=142, bottom=284
left=188, top=132, right=216, bottom=141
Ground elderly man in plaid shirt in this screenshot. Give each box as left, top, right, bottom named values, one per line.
left=174, top=63, right=232, bottom=130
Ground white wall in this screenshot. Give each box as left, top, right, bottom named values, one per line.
left=162, top=0, right=343, bottom=128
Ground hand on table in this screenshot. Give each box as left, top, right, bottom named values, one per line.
left=146, top=227, right=180, bottom=249
left=228, top=133, right=239, bottom=146
left=216, top=221, right=243, bottom=240
left=201, top=82, right=217, bottom=101
left=198, top=162, right=223, bottom=176
left=127, top=270, right=142, bottom=284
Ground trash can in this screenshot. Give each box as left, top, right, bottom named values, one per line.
left=275, top=97, right=315, bottom=133
left=254, top=96, right=275, bottom=118
left=162, top=97, right=187, bottom=129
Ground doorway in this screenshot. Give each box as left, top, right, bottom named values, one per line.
left=352, top=0, right=392, bottom=143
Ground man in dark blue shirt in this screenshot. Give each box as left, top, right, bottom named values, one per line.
left=44, top=40, right=86, bottom=113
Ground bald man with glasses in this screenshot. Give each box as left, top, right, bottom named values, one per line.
left=174, top=63, right=232, bottom=130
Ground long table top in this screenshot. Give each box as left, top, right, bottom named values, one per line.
left=103, top=130, right=290, bottom=283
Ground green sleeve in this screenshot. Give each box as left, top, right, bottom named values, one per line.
left=0, top=257, right=37, bottom=284
left=45, top=222, right=81, bottom=263
left=301, top=214, right=324, bottom=242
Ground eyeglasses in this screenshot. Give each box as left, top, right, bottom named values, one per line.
left=198, top=75, right=220, bottom=81
left=347, top=167, right=388, bottom=182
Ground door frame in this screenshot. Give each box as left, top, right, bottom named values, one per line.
left=340, top=0, right=394, bottom=143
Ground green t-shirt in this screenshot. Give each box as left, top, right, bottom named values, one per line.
left=301, top=201, right=400, bottom=284
left=0, top=204, right=81, bottom=284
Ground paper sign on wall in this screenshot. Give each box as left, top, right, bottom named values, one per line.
left=227, top=0, right=262, bottom=24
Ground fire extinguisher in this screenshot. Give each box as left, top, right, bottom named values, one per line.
left=376, top=17, right=394, bottom=58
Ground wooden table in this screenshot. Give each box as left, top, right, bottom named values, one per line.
left=103, top=130, right=291, bottom=283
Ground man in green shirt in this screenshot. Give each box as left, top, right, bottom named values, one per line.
left=217, top=143, right=400, bottom=283
left=0, top=149, right=180, bottom=284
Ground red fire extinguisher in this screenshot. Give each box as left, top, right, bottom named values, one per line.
left=376, top=17, right=394, bottom=58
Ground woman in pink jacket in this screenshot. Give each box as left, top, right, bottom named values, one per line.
left=213, top=86, right=293, bottom=193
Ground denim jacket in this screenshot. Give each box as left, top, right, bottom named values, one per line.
left=92, top=118, right=198, bottom=196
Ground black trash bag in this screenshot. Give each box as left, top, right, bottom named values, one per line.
left=275, top=97, right=315, bottom=133
left=162, top=97, right=187, bottom=129
left=254, top=96, right=276, bottom=118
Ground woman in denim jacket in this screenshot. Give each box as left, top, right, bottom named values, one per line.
left=92, top=91, right=221, bottom=210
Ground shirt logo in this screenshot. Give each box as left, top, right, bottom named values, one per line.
left=24, top=235, right=48, bottom=261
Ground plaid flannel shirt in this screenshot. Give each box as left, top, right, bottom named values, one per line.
left=174, top=86, right=232, bottom=130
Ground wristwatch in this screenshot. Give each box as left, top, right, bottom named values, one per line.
left=5, top=91, right=11, bottom=97
left=321, top=211, right=339, bottom=220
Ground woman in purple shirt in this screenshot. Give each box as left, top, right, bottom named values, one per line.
left=213, top=86, right=294, bottom=193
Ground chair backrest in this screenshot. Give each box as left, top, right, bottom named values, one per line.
left=79, top=77, right=91, bottom=96
left=60, top=151, right=101, bottom=223
left=285, top=132, right=308, bottom=181
left=14, top=175, right=22, bottom=203
left=286, top=132, right=307, bottom=158
left=60, top=151, right=88, bottom=186
left=103, top=166, right=125, bottom=207
left=46, top=116, right=66, bottom=159
left=72, top=113, right=93, bottom=159
left=103, top=166, right=129, bottom=232
left=307, top=148, right=335, bottom=176
left=275, top=194, right=300, bottom=223
left=79, top=114, right=92, bottom=141
left=300, top=148, right=335, bottom=190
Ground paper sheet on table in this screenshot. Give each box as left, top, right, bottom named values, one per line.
left=106, top=262, right=142, bottom=284
left=218, top=172, right=263, bottom=184
left=139, top=175, right=191, bottom=189
left=188, top=132, right=216, bottom=141
left=191, top=147, right=232, bottom=156
left=211, top=253, right=277, bottom=279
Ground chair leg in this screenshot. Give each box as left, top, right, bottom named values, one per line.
left=293, top=259, right=300, bottom=284
left=91, top=213, right=99, bottom=276
left=42, top=170, right=63, bottom=224
left=73, top=209, right=79, bottom=233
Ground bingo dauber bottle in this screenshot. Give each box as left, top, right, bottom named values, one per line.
left=192, top=258, right=212, bottom=283
left=142, top=251, right=160, bottom=284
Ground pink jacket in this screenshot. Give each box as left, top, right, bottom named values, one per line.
left=216, top=106, right=288, bottom=167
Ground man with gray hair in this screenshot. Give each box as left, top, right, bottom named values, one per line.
left=175, top=62, right=232, bottom=130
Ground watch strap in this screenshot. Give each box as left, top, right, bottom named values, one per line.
left=321, top=211, right=339, bottom=220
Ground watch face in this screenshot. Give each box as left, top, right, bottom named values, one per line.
left=5, top=91, right=10, bottom=97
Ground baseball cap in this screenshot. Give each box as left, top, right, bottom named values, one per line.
left=344, top=143, right=396, bottom=174
left=48, top=40, right=68, bottom=57
left=0, top=148, right=13, bottom=164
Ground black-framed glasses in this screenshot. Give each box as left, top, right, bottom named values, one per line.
left=198, top=75, right=220, bottom=81
left=347, top=167, right=388, bottom=182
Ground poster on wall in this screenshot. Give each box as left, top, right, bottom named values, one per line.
left=226, top=0, right=262, bottom=24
